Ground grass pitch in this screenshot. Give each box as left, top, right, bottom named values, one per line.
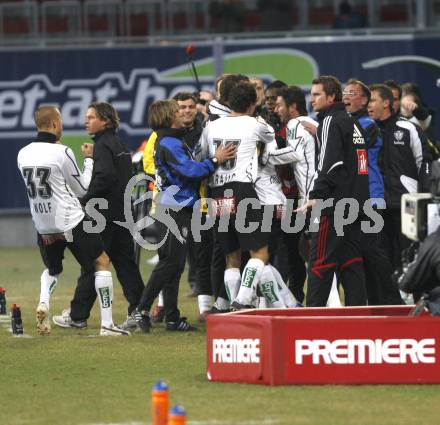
left=0, top=247, right=439, bottom=425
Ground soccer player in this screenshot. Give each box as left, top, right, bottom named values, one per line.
left=199, top=81, right=275, bottom=309
left=17, top=106, right=128, bottom=336
left=271, top=85, right=317, bottom=304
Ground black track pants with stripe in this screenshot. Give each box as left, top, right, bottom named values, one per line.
left=306, top=215, right=367, bottom=306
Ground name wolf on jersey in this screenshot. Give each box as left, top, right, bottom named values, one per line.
left=33, top=202, right=52, bottom=214
left=0, top=69, right=207, bottom=135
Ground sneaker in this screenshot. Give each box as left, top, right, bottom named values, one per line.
left=52, top=309, right=87, bottom=329
left=198, top=311, right=209, bottom=323
left=409, top=297, right=427, bottom=317
left=118, top=315, right=137, bottom=331
left=131, top=308, right=151, bottom=333
left=208, top=306, right=231, bottom=314
left=36, top=302, right=51, bottom=336
left=166, top=317, right=196, bottom=332
left=100, top=324, right=130, bottom=336
left=231, top=301, right=255, bottom=311
left=151, top=305, right=165, bottom=323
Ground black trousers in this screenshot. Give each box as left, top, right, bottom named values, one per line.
left=361, top=229, right=403, bottom=305
left=70, top=222, right=145, bottom=321
left=383, top=208, right=411, bottom=269
left=138, top=208, right=191, bottom=322
left=193, top=213, right=226, bottom=297
left=276, top=229, right=307, bottom=303
left=186, top=231, right=197, bottom=288
left=306, top=215, right=367, bottom=307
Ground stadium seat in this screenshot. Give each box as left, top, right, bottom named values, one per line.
left=40, top=0, right=81, bottom=37
left=83, top=0, right=124, bottom=37
left=0, top=1, right=38, bottom=37
left=380, top=4, right=409, bottom=24
left=125, top=0, right=166, bottom=37
left=309, top=5, right=335, bottom=27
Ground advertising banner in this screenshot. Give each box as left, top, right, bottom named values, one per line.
left=3, top=36, right=440, bottom=209
left=206, top=307, right=440, bottom=385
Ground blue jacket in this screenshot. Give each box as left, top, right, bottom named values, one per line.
left=154, top=128, right=215, bottom=207
left=353, top=109, right=385, bottom=206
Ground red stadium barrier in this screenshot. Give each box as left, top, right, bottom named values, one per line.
left=206, top=306, right=440, bottom=385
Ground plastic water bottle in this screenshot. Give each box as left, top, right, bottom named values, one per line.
left=11, top=304, right=23, bottom=335
left=168, top=405, right=186, bottom=425
left=151, top=380, right=169, bottom=425
left=0, top=287, right=6, bottom=315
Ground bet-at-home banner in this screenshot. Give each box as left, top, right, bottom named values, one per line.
left=2, top=37, right=440, bottom=209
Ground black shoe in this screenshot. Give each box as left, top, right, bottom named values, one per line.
left=131, top=308, right=151, bottom=333
left=208, top=306, right=231, bottom=314
left=409, top=297, right=427, bottom=317
left=166, top=317, right=196, bottom=332
left=231, top=301, right=254, bottom=311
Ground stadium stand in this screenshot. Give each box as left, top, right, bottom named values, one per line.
left=0, top=0, right=437, bottom=42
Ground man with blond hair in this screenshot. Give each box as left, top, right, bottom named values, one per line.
left=18, top=106, right=128, bottom=336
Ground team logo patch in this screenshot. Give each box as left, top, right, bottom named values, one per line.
left=353, top=125, right=365, bottom=145
left=394, top=129, right=405, bottom=145
left=242, top=267, right=257, bottom=288
left=356, top=149, right=368, bottom=175
left=394, top=130, right=404, bottom=141
left=98, top=287, right=111, bottom=309
left=260, top=281, right=279, bottom=303
left=212, top=196, right=236, bottom=217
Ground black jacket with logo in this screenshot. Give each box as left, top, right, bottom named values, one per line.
left=309, top=102, right=370, bottom=213
left=377, top=114, right=429, bottom=209
left=81, top=128, right=133, bottom=221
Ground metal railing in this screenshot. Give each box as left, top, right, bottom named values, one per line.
left=0, top=0, right=438, bottom=47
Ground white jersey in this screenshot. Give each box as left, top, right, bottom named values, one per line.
left=267, top=116, right=317, bottom=205
left=199, top=115, right=275, bottom=187
left=17, top=142, right=93, bottom=234
left=255, top=140, right=286, bottom=206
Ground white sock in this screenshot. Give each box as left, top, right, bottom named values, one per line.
left=235, top=258, right=265, bottom=306
left=326, top=274, right=342, bottom=307
left=95, top=271, right=114, bottom=327
left=158, top=291, right=164, bottom=307
left=39, top=269, right=58, bottom=309
left=198, top=294, right=212, bottom=314
left=224, top=268, right=241, bottom=302
left=214, top=297, right=230, bottom=310
left=258, top=265, right=286, bottom=308
left=257, top=297, right=267, bottom=309
left=270, top=265, right=297, bottom=308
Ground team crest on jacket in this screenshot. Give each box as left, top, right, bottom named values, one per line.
left=394, top=130, right=405, bottom=144
left=353, top=125, right=365, bottom=144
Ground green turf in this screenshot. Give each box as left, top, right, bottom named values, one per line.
left=0, top=248, right=439, bottom=425
left=61, top=134, right=93, bottom=164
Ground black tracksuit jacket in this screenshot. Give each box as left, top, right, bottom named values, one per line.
left=377, top=114, right=429, bottom=209
left=309, top=102, right=370, bottom=212
left=81, top=128, right=133, bottom=222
